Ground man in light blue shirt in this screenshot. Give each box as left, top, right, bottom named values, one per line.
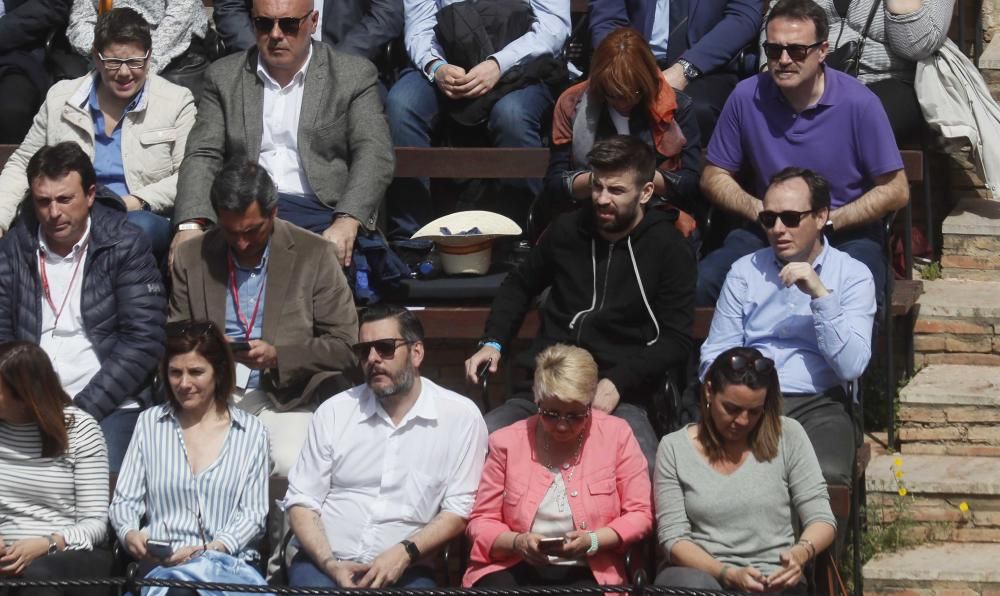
left=700, top=166, right=876, bottom=488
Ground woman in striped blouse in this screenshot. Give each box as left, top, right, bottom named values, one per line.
left=109, top=320, right=270, bottom=575
left=0, top=342, right=112, bottom=595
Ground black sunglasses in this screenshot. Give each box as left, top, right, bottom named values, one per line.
left=762, top=41, right=823, bottom=61
left=758, top=209, right=815, bottom=229
left=352, top=338, right=414, bottom=360
left=252, top=12, right=313, bottom=35
left=729, top=354, right=775, bottom=375
left=166, top=320, right=215, bottom=338
left=539, top=407, right=591, bottom=424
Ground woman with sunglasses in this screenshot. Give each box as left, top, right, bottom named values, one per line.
left=0, top=7, right=194, bottom=262
left=544, top=27, right=702, bottom=237
left=109, top=320, right=270, bottom=582
left=654, top=347, right=835, bottom=593
left=0, top=342, right=113, bottom=596
left=463, top=344, right=652, bottom=588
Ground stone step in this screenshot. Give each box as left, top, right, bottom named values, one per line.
left=898, top=365, right=1000, bottom=455
left=942, top=197, right=1000, bottom=280
left=914, top=280, right=1000, bottom=368
left=863, top=542, right=1000, bottom=595
left=867, top=454, right=1000, bottom=543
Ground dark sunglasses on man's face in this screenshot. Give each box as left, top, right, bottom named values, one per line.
left=762, top=41, right=823, bottom=61
left=252, top=12, right=313, bottom=36
left=352, top=338, right=414, bottom=360
left=757, top=209, right=815, bottom=229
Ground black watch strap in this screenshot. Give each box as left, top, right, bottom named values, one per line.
left=400, top=539, right=420, bottom=562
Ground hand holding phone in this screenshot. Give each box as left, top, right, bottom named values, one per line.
left=538, top=537, right=566, bottom=555
left=146, top=539, right=173, bottom=560
left=229, top=340, right=252, bottom=352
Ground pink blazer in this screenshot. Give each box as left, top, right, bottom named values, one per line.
left=462, top=411, right=653, bottom=587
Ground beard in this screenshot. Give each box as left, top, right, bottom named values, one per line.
left=366, top=363, right=417, bottom=400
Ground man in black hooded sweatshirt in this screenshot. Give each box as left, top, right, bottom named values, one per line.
left=465, top=135, right=696, bottom=465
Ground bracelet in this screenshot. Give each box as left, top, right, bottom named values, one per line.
left=481, top=341, right=502, bottom=353
left=585, top=532, right=599, bottom=556
left=717, top=564, right=731, bottom=587
left=797, top=538, right=816, bottom=561
left=430, top=60, right=448, bottom=78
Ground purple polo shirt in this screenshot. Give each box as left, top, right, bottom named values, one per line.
left=706, top=67, right=903, bottom=209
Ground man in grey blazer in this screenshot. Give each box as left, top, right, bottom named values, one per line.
left=171, top=0, right=394, bottom=268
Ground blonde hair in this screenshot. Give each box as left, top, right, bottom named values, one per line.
left=533, top=344, right=598, bottom=405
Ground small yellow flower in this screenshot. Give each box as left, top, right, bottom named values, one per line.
left=894, top=457, right=903, bottom=467
left=895, top=470, right=904, bottom=479
left=898, top=487, right=908, bottom=497
left=959, top=502, right=970, bottom=513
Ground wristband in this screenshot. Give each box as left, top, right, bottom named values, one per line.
left=480, top=341, right=502, bottom=353
left=717, top=564, right=730, bottom=586
left=585, top=531, right=599, bottom=556
left=429, top=60, right=448, bottom=81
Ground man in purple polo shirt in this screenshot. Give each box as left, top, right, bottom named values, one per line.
left=695, top=0, right=909, bottom=307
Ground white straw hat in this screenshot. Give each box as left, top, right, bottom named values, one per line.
left=411, top=210, right=522, bottom=275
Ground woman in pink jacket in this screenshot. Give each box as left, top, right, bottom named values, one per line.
left=463, top=344, right=653, bottom=587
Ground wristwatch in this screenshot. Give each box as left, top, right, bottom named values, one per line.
left=677, top=58, right=701, bottom=82
left=47, top=535, right=58, bottom=556
left=400, top=539, right=421, bottom=562
left=176, top=221, right=205, bottom=232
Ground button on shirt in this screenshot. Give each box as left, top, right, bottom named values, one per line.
left=699, top=241, right=877, bottom=394
left=38, top=218, right=101, bottom=400
left=283, top=378, right=488, bottom=564
left=257, top=48, right=314, bottom=197
left=225, top=242, right=270, bottom=390
left=88, top=76, right=145, bottom=198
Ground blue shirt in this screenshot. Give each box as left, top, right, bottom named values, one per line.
left=699, top=240, right=877, bottom=394
left=706, top=68, right=903, bottom=209
left=649, top=0, right=670, bottom=60
left=225, top=243, right=270, bottom=389
left=88, top=77, right=144, bottom=197
left=109, top=404, right=270, bottom=560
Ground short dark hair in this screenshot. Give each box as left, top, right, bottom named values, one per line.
left=93, top=7, right=153, bottom=54
left=162, top=320, right=236, bottom=411
left=210, top=161, right=278, bottom=216
left=766, top=0, right=829, bottom=45
left=359, top=304, right=425, bottom=343
left=587, top=135, right=656, bottom=187
left=768, top=166, right=831, bottom=212
left=26, top=142, right=97, bottom=195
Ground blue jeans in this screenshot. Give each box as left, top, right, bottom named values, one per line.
left=127, top=210, right=171, bottom=264
left=287, top=552, right=436, bottom=588
left=99, top=408, right=139, bottom=473
left=383, top=68, right=552, bottom=240
left=696, top=228, right=886, bottom=308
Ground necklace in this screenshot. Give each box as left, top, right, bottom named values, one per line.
left=543, top=432, right=584, bottom=512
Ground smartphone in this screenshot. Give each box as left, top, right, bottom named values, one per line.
left=538, top=537, right=565, bottom=554
left=146, top=539, right=173, bottom=559
left=229, top=340, right=252, bottom=352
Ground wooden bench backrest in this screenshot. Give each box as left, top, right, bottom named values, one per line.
left=394, top=147, right=550, bottom=179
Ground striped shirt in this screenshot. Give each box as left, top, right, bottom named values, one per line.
left=109, top=404, right=270, bottom=560
left=0, top=406, right=109, bottom=549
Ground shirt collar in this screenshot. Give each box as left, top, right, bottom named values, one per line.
left=230, top=239, right=272, bottom=272
left=771, top=235, right=830, bottom=272
left=256, top=44, right=313, bottom=90
left=761, top=66, right=837, bottom=111
left=38, top=217, right=92, bottom=259
left=158, top=403, right=248, bottom=430
left=87, top=73, right=148, bottom=116
left=359, top=379, right=438, bottom=427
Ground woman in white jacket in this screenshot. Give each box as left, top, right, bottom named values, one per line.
left=0, top=7, right=195, bottom=260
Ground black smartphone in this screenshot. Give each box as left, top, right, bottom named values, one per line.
left=230, top=340, right=252, bottom=352
left=538, top=537, right=565, bottom=554
left=146, top=539, right=173, bottom=559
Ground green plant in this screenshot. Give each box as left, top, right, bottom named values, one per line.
left=919, top=261, right=942, bottom=281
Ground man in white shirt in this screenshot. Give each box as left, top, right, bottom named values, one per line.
left=284, top=304, right=488, bottom=588
left=0, top=142, right=166, bottom=472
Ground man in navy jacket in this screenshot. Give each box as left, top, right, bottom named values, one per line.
left=590, top=0, right=762, bottom=140
left=0, top=142, right=166, bottom=472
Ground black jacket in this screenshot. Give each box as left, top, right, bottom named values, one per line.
left=0, top=0, right=73, bottom=94
left=484, top=207, right=696, bottom=401
left=0, top=196, right=167, bottom=420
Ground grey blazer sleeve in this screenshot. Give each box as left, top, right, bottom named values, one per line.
left=174, top=66, right=228, bottom=224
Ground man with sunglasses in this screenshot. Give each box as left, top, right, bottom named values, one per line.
left=284, top=304, right=488, bottom=589
left=695, top=0, right=907, bottom=309
left=171, top=0, right=393, bottom=272
left=700, top=166, right=876, bottom=492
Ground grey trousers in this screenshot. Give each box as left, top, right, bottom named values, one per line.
left=782, top=389, right=858, bottom=488
left=655, top=566, right=807, bottom=594
left=484, top=398, right=658, bottom=477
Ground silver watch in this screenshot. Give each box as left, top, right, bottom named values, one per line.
left=677, top=59, right=701, bottom=81
left=176, top=222, right=205, bottom=232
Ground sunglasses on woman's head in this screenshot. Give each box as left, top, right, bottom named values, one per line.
left=761, top=41, right=823, bottom=61
left=252, top=12, right=313, bottom=35
left=757, top=209, right=815, bottom=229
left=351, top=338, right=414, bottom=360
left=165, top=321, right=215, bottom=338
left=728, top=354, right=775, bottom=375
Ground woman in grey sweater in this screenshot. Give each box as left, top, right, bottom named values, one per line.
left=653, top=347, right=836, bottom=593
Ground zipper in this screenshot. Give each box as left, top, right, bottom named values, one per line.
left=576, top=241, right=615, bottom=344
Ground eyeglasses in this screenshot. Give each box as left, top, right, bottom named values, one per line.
left=762, top=41, right=823, bottom=61
left=539, top=407, right=591, bottom=424
left=166, top=320, right=215, bottom=338
left=97, top=50, right=150, bottom=71
left=758, top=209, right=815, bottom=229
left=352, top=338, right=414, bottom=360
left=728, top=354, right=775, bottom=375
left=252, top=12, right=314, bottom=36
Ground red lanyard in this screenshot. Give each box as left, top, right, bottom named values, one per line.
left=38, top=242, right=88, bottom=330
left=227, top=253, right=267, bottom=340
